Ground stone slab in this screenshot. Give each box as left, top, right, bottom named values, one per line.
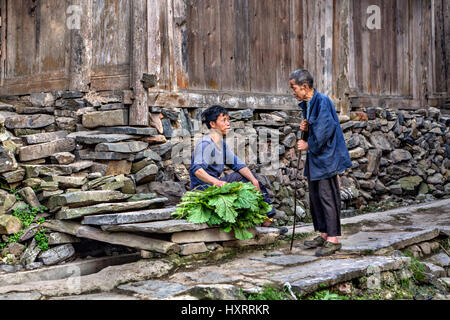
left=180, top=242, right=208, bottom=256
left=82, top=207, right=176, bottom=226
left=48, top=232, right=81, bottom=245
left=0, top=292, right=42, bottom=300
left=117, top=280, right=189, bottom=300
left=340, top=228, right=441, bottom=254
left=270, top=256, right=411, bottom=295
left=53, top=176, right=88, bottom=189
left=49, top=293, right=140, bottom=300
left=249, top=255, right=319, bottom=266
left=95, top=141, right=148, bottom=153
left=429, top=253, right=450, bottom=268
left=47, top=191, right=132, bottom=212
left=19, top=138, right=76, bottom=161
left=56, top=198, right=168, bottom=220
left=76, top=226, right=180, bottom=254
left=38, top=244, right=75, bottom=266
left=82, top=110, right=128, bottom=129
left=171, top=228, right=239, bottom=244
left=42, top=220, right=82, bottom=236
left=76, top=149, right=135, bottom=161
left=5, top=114, right=55, bottom=129
left=23, top=131, right=68, bottom=145
left=101, top=219, right=210, bottom=234
left=98, top=127, right=159, bottom=136
left=67, top=131, right=135, bottom=144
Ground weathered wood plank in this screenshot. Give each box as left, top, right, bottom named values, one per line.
left=77, top=225, right=180, bottom=254
left=69, top=0, right=93, bottom=92
left=233, top=0, right=250, bottom=91
left=219, top=0, right=235, bottom=91
left=130, top=0, right=149, bottom=126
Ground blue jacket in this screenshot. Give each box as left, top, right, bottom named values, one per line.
left=300, top=89, right=352, bottom=181
left=189, top=136, right=247, bottom=191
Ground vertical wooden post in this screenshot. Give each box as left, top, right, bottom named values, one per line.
left=69, top=0, right=92, bottom=92
left=130, top=0, right=149, bottom=126
left=0, top=0, right=6, bottom=88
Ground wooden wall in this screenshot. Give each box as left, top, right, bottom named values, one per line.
left=348, top=0, right=449, bottom=110
left=184, top=0, right=303, bottom=95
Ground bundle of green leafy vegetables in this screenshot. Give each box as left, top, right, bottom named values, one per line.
left=171, top=182, right=272, bottom=240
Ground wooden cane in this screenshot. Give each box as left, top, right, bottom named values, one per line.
left=290, top=130, right=306, bottom=252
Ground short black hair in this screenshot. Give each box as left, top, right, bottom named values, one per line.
left=289, top=69, right=314, bottom=89
left=202, top=105, right=228, bottom=129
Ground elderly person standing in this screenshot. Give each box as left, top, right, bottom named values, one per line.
left=290, top=69, right=352, bottom=256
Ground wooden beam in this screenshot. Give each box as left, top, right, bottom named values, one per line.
left=0, top=0, right=6, bottom=88
left=130, top=0, right=149, bottom=126
left=69, top=0, right=93, bottom=92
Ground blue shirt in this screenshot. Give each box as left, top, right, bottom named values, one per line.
left=300, top=89, right=352, bottom=181
left=190, top=136, right=247, bottom=190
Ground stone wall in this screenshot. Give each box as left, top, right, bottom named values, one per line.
left=0, top=90, right=449, bottom=227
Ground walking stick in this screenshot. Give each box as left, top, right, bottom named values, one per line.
left=290, top=130, right=306, bottom=252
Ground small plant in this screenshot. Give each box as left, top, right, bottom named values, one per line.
left=34, top=228, right=49, bottom=252
left=10, top=187, right=23, bottom=201
left=403, top=250, right=427, bottom=283
left=307, top=290, right=350, bottom=300
left=243, top=285, right=296, bottom=300
left=6, top=230, right=24, bottom=244
left=12, top=205, right=47, bottom=229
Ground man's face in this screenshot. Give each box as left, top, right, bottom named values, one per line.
left=210, top=113, right=231, bottom=135
left=290, top=79, right=309, bottom=101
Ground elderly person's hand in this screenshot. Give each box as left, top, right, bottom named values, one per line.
left=300, top=120, right=308, bottom=132
left=297, top=140, right=309, bottom=152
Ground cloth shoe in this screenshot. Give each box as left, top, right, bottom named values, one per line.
left=303, top=236, right=326, bottom=248
left=315, top=241, right=342, bottom=257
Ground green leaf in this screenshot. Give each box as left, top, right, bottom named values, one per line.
left=208, top=194, right=238, bottom=223
left=235, top=188, right=259, bottom=211
left=207, top=214, right=223, bottom=227
left=186, top=206, right=212, bottom=224
left=233, top=227, right=254, bottom=240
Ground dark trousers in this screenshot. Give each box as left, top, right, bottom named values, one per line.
left=220, top=172, right=276, bottom=218
left=308, top=175, right=342, bottom=237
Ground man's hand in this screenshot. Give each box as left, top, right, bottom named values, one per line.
left=250, top=179, right=261, bottom=192
left=300, top=120, right=308, bottom=132
left=214, top=180, right=227, bottom=188
left=297, top=140, right=309, bottom=152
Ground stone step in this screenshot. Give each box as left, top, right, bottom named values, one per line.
left=340, top=228, right=441, bottom=255
left=82, top=207, right=176, bottom=226
left=0, top=259, right=173, bottom=298
left=19, top=138, right=76, bottom=162
left=101, top=219, right=210, bottom=234
left=47, top=191, right=132, bottom=213
left=270, top=256, right=411, bottom=296
left=67, top=131, right=136, bottom=144
left=56, top=198, right=169, bottom=220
